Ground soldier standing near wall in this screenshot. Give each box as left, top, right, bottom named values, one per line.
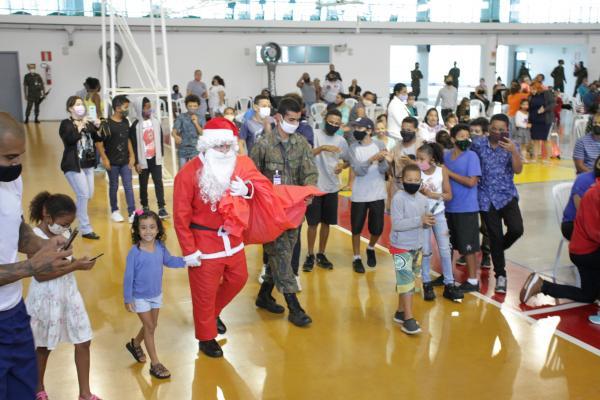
left=23, top=63, right=45, bottom=124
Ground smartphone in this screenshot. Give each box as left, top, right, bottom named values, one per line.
left=430, top=201, right=441, bottom=214
left=61, top=228, right=79, bottom=250
left=500, top=131, right=510, bottom=141
left=89, top=253, right=104, bottom=262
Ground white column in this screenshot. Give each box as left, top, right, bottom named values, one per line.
left=481, top=34, right=499, bottom=98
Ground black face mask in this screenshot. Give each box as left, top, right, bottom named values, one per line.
left=324, top=123, right=339, bottom=136
left=0, top=164, right=22, bottom=182
left=456, top=139, right=472, bottom=151
left=353, top=130, right=367, bottom=142
left=403, top=182, right=421, bottom=195
left=593, top=126, right=600, bottom=135
left=401, top=130, right=416, bottom=143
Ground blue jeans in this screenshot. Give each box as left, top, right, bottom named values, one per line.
left=178, top=156, right=196, bottom=170
left=107, top=164, right=135, bottom=214
left=65, top=168, right=95, bottom=234
left=422, top=212, right=455, bottom=285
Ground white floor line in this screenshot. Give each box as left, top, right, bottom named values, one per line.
left=332, top=224, right=600, bottom=357
left=522, top=301, right=588, bottom=316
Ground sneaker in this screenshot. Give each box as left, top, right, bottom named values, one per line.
left=458, top=281, right=480, bottom=293
left=393, top=311, right=405, bottom=324
left=316, top=253, right=333, bottom=269
left=295, top=275, right=302, bottom=292
left=302, top=254, right=315, bottom=272
left=142, top=206, right=150, bottom=213
left=481, top=254, right=492, bottom=269
left=128, top=212, right=136, bottom=224
left=401, top=318, right=422, bottom=335
left=111, top=211, right=124, bottom=223
left=456, top=255, right=467, bottom=266
left=495, top=275, right=507, bottom=294
left=519, top=273, right=543, bottom=304
left=82, top=232, right=101, bottom=240
left=257, top=264, right=266, bottom=284
left=366, top=248, right=377, bottom=268
left=423, top=283, right=436, bottom=301
left=430, top=275, right=445, bottom=287
left=158, top=208, right=170, bottom=219
left=352, top=258, right=365, bottom=274
left=443, top=284, right=464, bottom=302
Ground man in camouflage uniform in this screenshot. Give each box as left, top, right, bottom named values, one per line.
left=250, top=97, right=318, bottom=327
left=23, top=63, right=45, bottom=124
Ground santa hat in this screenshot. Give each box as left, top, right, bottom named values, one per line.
left=197, top=117, right=239, bottom=153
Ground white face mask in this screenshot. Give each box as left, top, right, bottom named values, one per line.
left=73, top=105, right=86, bottom=118
left=363, top=100, right=373, bottom=106
left=280, top=119, right=299, bottom=134
left=224, top=114, right=235, bottom=122
left=48, top=223, right=68, bottom=236
left=259, top=107, right=271, bottom=118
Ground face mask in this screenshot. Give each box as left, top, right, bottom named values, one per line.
left=403, top=182, right=421, bottom=195
left=28, top=69, right=35, bottom=73
left=417, top=161, right=430, bottom=171
left=73, top=105, right=86, bottom=117
left=259, top=107, right=271, bottom=118
left=363, top=100, right=373, bottom=107
left=445, top=81, right=452, bottom=85
left=400, top=130, right=416, bottom=143
left=280, top=119, right=299, bottom=134
left=353, top=130, right=367, bottom=142
left=593, top=126, right=600, bottom=135
left=324, top=122, right=339, bottom=136
left=48, top=222, right=68, bottom=236
left=188, top=107, right=199, bottom=115
left=398, top=94, right=408, bottom=102
left=304, top=78, right=310, bottom=83
left=121, top=109, right=129, bottom=118
left=224, top=114, right=235, bottom=122
left=0, top=164, right=22, bottom=182
left=142, top=110, right=152, bottom=119
left=174, top=88, right=179, bottom=93
left=455, top=139, right=471, bottom=151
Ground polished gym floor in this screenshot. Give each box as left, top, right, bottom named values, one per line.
left=18, top=123, right=600, bottom=400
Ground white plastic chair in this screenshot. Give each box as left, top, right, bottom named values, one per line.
left=414, top=101, right=428, bottom=119
left=344, top=98, right=358, bottom=109
left=235, top=97, right=253, bottom=114
left=373, top=105, right=386, bottom=120
left=364, top=104, right=376, bottom=121
left=551, top=182, right=580, bottom=286
left=175, top=98, right=187, bottom=114
left=310, top=102, right=327, bottom=128
left=469, top=99, right=485, bottom=119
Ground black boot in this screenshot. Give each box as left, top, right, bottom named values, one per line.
left=199, top=339, right=223, bottom=358
left=423, top=282, right=436, bottom=301
left=34, top=116, right=40, bottom=123
left=284, top=293, right=312, bottom=327
left=255, top=281, right=285, bottom=314
left=24, top=117, right=29, bottom=124
left=216, top=316, right=226, bottom=334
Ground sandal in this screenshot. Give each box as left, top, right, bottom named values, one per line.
left=125, top=338, right=146, bottom=363
left=149, top=363, right=171, bottom=379
left=36, top=391, right=49, bottom=400
left=79, top=395, right=102, bottom=400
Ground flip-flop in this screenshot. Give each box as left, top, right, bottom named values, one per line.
left=589, top=314, right=600, bottom=325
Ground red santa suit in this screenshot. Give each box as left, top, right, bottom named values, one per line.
left=174, top=118, right=322, bottom=342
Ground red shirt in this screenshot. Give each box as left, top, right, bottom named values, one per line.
left=570, top=178, right=600, bottom=255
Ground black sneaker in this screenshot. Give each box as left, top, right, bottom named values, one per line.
left=302, top=254, right=315, bottom=272
left=198, top=339, right=223, bottom=358
left=366, top=248, right=377, bottom=267
left=401, top=318, right=422, bottom=335
left=458, top=281, right=480, bottom=293
left=158, top=208, right=170, bottom=219
left=352, top=259, right=365, bottom=273
left=431, top=275, right=445, bottom=287
left=443, top=284, right=464, bottom=302
left=82, top=232, right=101, bottom=240
left=316, top=253, right=333, bottom=269
left=456, top=255, right=467, bottom=266
left=393, top=311, right=405, bottom=324
left=481, top=254, right=492, bottom=269
left=423, top=283, right=436, bottom=301
left=216, top=317, right=226, bottom=334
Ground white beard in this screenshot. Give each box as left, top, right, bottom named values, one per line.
left=198, top=148, right=236, bottom=210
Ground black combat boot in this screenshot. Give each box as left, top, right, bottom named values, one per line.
left=284, top=293, right=312, bottom=327
left=255, top=281, right=285, bottom=314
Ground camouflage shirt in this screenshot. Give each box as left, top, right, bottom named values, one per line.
left=250, top=130, right=318, bottom=187
left=23, top=73, right=45, bottom=100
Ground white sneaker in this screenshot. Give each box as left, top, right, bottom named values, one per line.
left=128, top=212, right=136, bottom=224
left=257, top=264, right=266, bottom=284
left=495, top=275, right=507, bottom=294
left=111, top=211, right=124, bottom=223
left=295, top=275, right=302, bottom=292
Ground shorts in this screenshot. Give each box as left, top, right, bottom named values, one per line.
left=391, top=248, right=422, bottom=294
left=512, top=127, right=530, bottom=146
left=306, top=192, right=339, bottom=226
left=350, top=200, right=385, bottom=236
left=133, top=294, right=163, bottom=313
left=445, top=212, right=480, bottom=255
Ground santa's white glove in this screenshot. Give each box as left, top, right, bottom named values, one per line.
left=230, top=176, right=249, bottom=197
left=184, top=250, right=202, bottom=267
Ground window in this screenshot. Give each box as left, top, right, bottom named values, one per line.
left=255, top=45, right=330, bottom=64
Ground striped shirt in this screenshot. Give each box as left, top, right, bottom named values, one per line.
left=573, top=133, right=600, bottom=170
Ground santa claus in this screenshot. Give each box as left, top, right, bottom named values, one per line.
left=174, top=118, right=321, bottom=358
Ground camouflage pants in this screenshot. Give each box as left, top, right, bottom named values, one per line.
left=263, top=228, right=299, bottom=294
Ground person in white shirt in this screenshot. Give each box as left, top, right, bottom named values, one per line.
left=435, top=76, right=458, bottom=122
left=0, top=112, right=95, bottom=399
left=418, top=108, right=444, bottom=143
left=514, top=98, right=532, bottom=162
left=322, top=72, right=344, bottom=104
left=208, top=75, right=226, bottom=117
left=387, top=83, right=410, bottom=151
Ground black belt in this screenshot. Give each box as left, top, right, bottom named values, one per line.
left=190, top=223, right=219, bottom=232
